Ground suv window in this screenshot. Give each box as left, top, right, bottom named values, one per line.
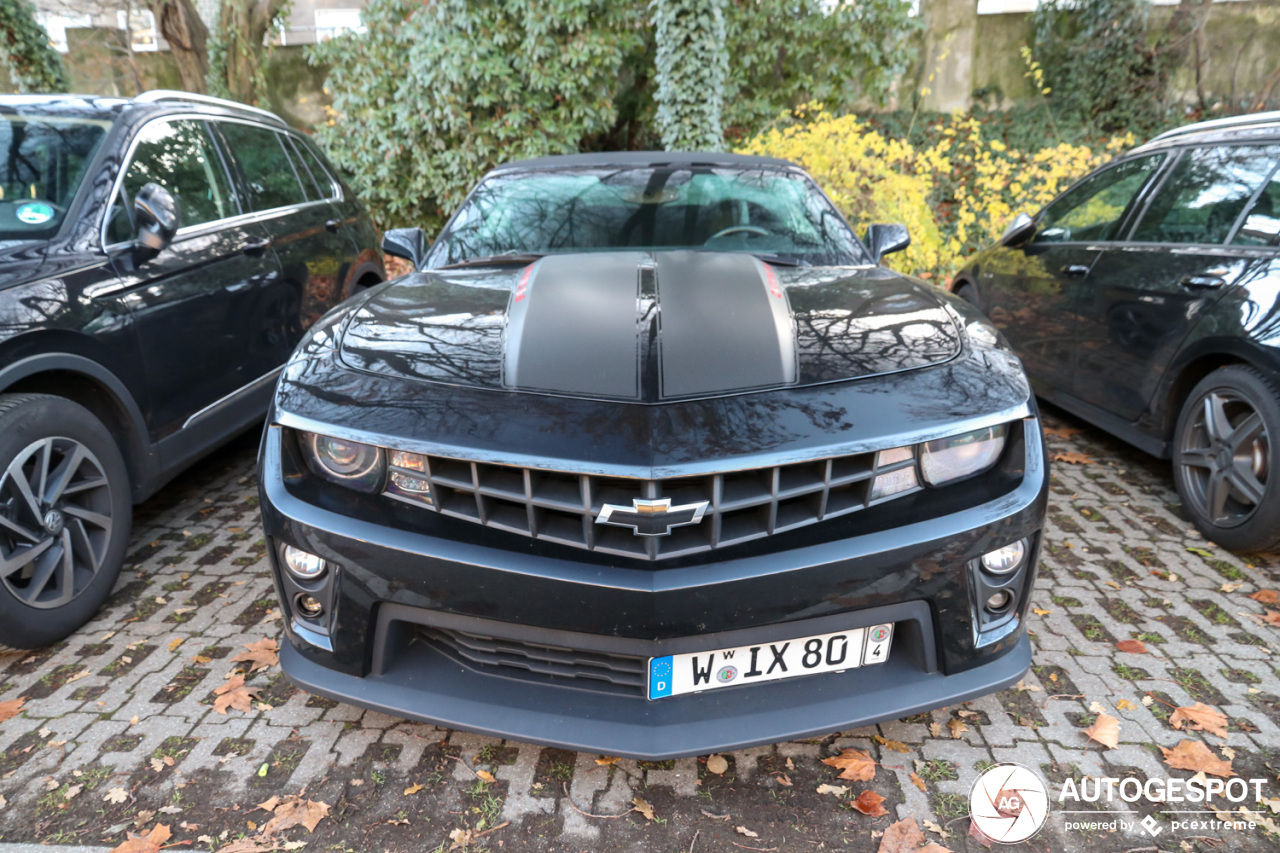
left=1232, top=164, right=1280, bottom=247
left=289, top=137, right=336, bottom=202
left=1132, top=145, right=1280, bottom=245
left=218, top=122, right=307, bottom=211
left=107, top=119, right=236, bottom=243
left=1034, top=154, right=1164, bottom=244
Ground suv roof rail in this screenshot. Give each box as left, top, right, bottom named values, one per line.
left=1147, top=110, right=1280, bottom=145
left=133, top=90, right=286, bottom=126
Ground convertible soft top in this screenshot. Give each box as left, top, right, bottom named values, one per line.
left=493, top=150, right=800, bottom=172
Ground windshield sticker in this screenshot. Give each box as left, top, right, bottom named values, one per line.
left=15, top=202, right=55, bottom=225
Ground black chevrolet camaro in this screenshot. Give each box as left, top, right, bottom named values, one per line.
left=259, top=152, right=1048, bottom=758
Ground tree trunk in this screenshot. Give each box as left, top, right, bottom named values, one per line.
left=218, top=0, right=287, bottom=103
left=149, top=0, right=208, bottom=93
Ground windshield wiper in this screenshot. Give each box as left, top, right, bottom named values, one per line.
left=438, top=251, right=546, bottom=269
left=746, top=252, right=809, bottom=267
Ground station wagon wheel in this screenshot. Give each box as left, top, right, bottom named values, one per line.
left=0, top=394, right=131, bottom=648
left=1173, top=367, right=1280, bottom=552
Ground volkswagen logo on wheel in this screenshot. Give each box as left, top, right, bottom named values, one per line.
left=969, top=762, right=1049, bottom=843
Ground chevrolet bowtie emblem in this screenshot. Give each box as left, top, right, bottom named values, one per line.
left=595, top=497, right=710, bottom=537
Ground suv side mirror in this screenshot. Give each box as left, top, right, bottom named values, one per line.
left=864, top=223, right=910, bottom=264
left=134, top=182, right=179, bottom=253
left=1000, top=212, right=1036, bottom=246
left=382, top=227, right=427, bottom=270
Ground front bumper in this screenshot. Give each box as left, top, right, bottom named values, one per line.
left=259, top=419, right=1047, bottom=760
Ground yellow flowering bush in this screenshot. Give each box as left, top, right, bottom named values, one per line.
left=737, top=106, right=1133, bottom=281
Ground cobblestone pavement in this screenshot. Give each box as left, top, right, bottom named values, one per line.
left=2, top=407, right=1280, bottom=853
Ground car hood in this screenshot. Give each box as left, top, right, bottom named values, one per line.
left=337, top=251, right=962, bottom=403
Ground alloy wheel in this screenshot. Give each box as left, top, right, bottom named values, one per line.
left=1178, top=390, right=1270, bottom=527
left=0, top=437, right=114, bottom=609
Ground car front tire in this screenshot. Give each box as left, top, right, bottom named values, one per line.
left=1173, top=366, right=1280, bottom=552
left=0, top=394, right=131, bottom=648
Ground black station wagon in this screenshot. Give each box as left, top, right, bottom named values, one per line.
left=0, top=91, right=384, bottom=648
left=953, top=111, right=1280, bottom=552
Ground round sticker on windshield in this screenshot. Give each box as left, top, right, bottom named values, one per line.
left=16, top=202, right=55, bottom=225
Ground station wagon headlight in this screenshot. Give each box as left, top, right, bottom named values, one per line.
left=301, top=431, right=384, bottom=492
left=919, top=424, right=1007, bottom=486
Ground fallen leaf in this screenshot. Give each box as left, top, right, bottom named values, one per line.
left=1014, top=679, right=1042, bottom=693
left=261, top=797, right=331, bottom=834
left=1116, top=640, right=1147, bottom=654
left=1162, top=739, right=1235, bottom=778
left=946, top=718, right=968, bottom=739
left=1084, top=713, right=1120, bottom=749
left=775, top=773, right=792, bottom=787
left=257, top=796, right=281, bottom=813
left=706, top=754, right=728, bottom=775
left=910, top=772, right=927, bottom=792
left=1250, top=590, right=1280, bottom=605
left=699, top=808, right=730, bottom=820
left=1052, top=452, right=1093, bottom=465
left=0, top=697, right=26, bottom=723
left=735, top=825, right=759, bottom=838
left=1116, top=699, right=1136, bottom=711
left=1221, top=582, right=1244, bottom=593
left=107, top=823, right=171, bottom=853
left=852, top=789, right=888, bottom=817
left=873, top=735, right=911, bottom=753
left=1043, top=426, right=1082, bottom=438
left=1104, top=580, right=1123, bottom=590
left=1265, top=611, right=1280, bottom=626
left=928, top=722, right=942, bottom=737
left=822, top=748, right=876, bottom=781
left=816, top=783, right=849, bottom=796
left=168, top=638, right=184, bottom=652
left=922, top=818, right=947, bottom=837
left=1032, top=608, right=1051, bottom=616
left=474, top=770, right=495, bottom=783
left=1222, top=746, right=1236, bottom=760
left=877, top=816, right=926, bottom=853
left=1170, top=702, right=1229, bottom=739
left=448, top=827, right=475, bottom=850
left=213, top=675, right=261, bottom=715
left=595, top=756, right=619, bottom=766
left=104, top=787, right=128, bottom=804
left=230, top=639, right=280, bottom=673
left=632, top=796, right=655, bottom=821
left=63, top=784, right=82, bottom=800
left=403, top=783, right=423, bottom=795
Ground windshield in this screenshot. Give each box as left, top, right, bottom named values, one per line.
left=0, top=115, right=109, bottom=242
left=427, top=166, right=868, bottom=268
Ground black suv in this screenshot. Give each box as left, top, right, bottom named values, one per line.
left=0, top=91, right=384, bottom=647
left=953, top=112, right=1280, bottom=551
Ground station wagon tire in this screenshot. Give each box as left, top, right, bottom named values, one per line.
left=955, top=282, right=981, bottom=312
left=0, top=394, right=131, bottom=648
left=1173, top=367, right=1280, bottom=552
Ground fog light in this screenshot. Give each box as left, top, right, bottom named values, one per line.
left=296, top=594, right=324, bottom=618
left=981, top=540, right=1026, bottom=575
left=987, top=590, right=1013, bottom=611
left=870, top=466, right=919, bottom=500
left=282, top=545, right=326, bottom=580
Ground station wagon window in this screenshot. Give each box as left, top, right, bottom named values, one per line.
left=217, top=122, right=307, bottom=211
left=289, top=137, right=337, bottom=202
left=1034, top=154, right=1164, bottom=244
left=1, top=115, right=108, bottom=242
left=107, top=119, right=235, bottom=243
left=1231, top=164, right=1280, bottom=247
left=1131, top=145, right=1280, bottom=245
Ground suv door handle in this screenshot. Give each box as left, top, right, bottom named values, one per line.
left=242, top=238, right=271, bottom=257
left=1180, top=274, right=1226, bottom=289
left=325, top=219, right=341, bottom=232
left=1061, top=264, right=1090, bottom=278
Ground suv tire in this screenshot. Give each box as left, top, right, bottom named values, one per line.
left=0, top=394, right=131, bottom=647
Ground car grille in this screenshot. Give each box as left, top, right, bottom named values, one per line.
left=418, top=627, right=647, bottom=696
left=386, top=448, right=918, bottom=560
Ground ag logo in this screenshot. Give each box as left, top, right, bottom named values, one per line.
left=969, top=762, right=1049, bottom=844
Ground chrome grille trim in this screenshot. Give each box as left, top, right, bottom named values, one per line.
left=382, top=448, right=920, bottom=560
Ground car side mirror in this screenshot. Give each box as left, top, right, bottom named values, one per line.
left=133, top=182, right=179, bottom=254
left=864, top=223, right=911, bottom=264
left=1000, top=212, right=1036, bottom=246
left=381, top=227, right=427, bottom=270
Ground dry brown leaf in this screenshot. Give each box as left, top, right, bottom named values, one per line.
left=910, top=772, right=927, bottom=792
left=1264, top=611, right=1280, bottom=626
left=1043, top=426, right=1083, bottom=439
left=1162, top=739, right=1236, bottom=778
left=852, top=789, right=888, bottom=817
left=877, top=816, right=926, bottom=853
left=0, top=697, right=25, bottom=724
left=104, top=787, right=128, bottom=804
left=1083, top=713, right=1120, bottom=749
left=735, top=825, right=759, bottom=838
left=403, top=783, right=423, bottom=795
left=1052, top=451, right=1093, bottom=465
left=775, top=773, right=792, bottom=787
left=1170, top=702, right=1230, bottom=739
left=816, top=783, right=849, bottom=796
left=928, top=722, right=942, bottom=737
left=474, top=769, right=495, bottom=783
left=822, top=748, right=876, bottom=781
left=1116, top=699, right=1136, bottom=711
left=213, top=674, right=261, bottom=715
left=260, top=796, right=330, bottom=834
left=257, top=796, right=281, bottom=813
left=946, top=718, right=968, bottom=739
left=230, top=639, right=280, bottom=673
left=706, top=754, right=728, bottom=775
left=632, top=796, right=655, bottom=821
left=107, top=823, right=171, bottom=853
left=1116, top=639, right=1148, bottom=654
left=1250, top=590, right=1280, bottom=605
left=873, top=735, right=911, bottom=753
left=595, top=756, right=620, bottom=766
left=168, top=638, right=184, bottom=652
left=448, top=827, right=475, bottom=850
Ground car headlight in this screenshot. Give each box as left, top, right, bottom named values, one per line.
left=301, top=431, right=384, bottom=492
left=919, top=424, right=1007, bottom=486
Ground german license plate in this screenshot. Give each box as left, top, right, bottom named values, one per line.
left=647, top=623, right=893, bottom=700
